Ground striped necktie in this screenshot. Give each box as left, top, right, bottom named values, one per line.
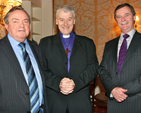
left=19, top=42, right=40, bottom=113
left=118, top=34, right=129, bottom=80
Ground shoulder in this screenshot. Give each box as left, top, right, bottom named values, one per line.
left=134, top=31, right=141, bottom=37
left=28, top=39, right=38, bottom=46
left=76, top=34, right=94, bottom=44
left=27, top=39, right=41, bottom=53
left=75, top=35, right=96, bottom=51
left=40, top=34, right=57, bottom=42
left=106, top=37, right=119, bottom=45
left=103, top=37, right=119, bottom=51
left=39, top=34, right=60, bottom=50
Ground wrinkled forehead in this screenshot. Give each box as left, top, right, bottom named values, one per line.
left=58, top=10, right=73, bottom=18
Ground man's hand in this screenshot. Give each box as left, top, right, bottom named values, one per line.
left=59, top=77, right=75, bottom=95
left=111, top=87, right=128, bottom=102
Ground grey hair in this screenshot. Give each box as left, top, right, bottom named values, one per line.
left=56, top=5, right=75, bottom=19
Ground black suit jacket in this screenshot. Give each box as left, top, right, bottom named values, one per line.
left=0, top=35, right=48, bottom=113
left=39, top=32, right=98, bottom=113
left=99, top=31, right=141, bottom=113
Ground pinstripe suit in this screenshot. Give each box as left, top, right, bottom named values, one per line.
left=99, top=31, right=141, bottom=113
left=0, top=35, right=48, bottom=113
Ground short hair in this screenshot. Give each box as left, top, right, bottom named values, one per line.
left=4, top=6, right=31, bottom=24
left=114, top=3, right=136, bottom=20
left=56, top=5, right=75, bottom=19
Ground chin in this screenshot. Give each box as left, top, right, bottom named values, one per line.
left=61, top=32, right=70, bottom=35
left=64, top=33, right=70, bottom=35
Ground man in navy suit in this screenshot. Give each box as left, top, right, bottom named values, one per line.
left=39, top=5, right=98, bottom=113
left=99, top=3, right=141, bottom=113
left=0, top=6, right=48, bottom=113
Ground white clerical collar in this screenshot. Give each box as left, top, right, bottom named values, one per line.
left=63, top=34, right=70, bottom=38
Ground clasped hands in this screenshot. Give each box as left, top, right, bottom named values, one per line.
left=59, top=77, right=75, bottom=95
left=111, top=87, right=128, bottom=102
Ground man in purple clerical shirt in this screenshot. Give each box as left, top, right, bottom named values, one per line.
left=39, top=5, right=98, bottom=113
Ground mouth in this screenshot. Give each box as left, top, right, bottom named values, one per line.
left=121, top=21, right=128, bottom=25
left=18, top=30, right=25, bottom=32
left=62, top=26, right=70, bottom=29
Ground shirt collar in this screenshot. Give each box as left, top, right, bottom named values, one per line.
left=8, top=33, right=27, bottom=48
left=120, top=28, right=136, bottom=40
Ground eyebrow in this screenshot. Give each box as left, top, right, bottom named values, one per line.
left=117, top=12, right=130, bottom=16
left=11, top=18, right=29, bottom=21
left=12, top=18, right=18, bottom=21
left=59, top=17, right=73, bottom=19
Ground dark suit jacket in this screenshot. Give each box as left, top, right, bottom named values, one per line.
left=0, top=35, right=48, bottom=113
left=39, top=32, right=98, bottom=113
left=99, top=31, right=141, bottom=113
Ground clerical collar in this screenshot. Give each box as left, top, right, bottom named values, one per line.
left=63, top=34, right=70, bottom=38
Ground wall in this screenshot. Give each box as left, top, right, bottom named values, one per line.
left=53, top=0, right=141, bottom=94
left=22, top=0, right=53, bottom=43
left=42, top=0, right=53, bottom=37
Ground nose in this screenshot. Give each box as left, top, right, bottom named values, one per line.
left=121, top=16, right=125, bottom=21
left=20, top=21, right=24, bottom=27
left=64, top=20, right=68, bottom=26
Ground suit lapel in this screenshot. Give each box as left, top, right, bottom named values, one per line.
left=113, top=37, right=120, bottom=68
left=122, top=31, right=141, bottom=67
left=0, top=36, right=26, bottom=80
left=70, top=35, right=80, bottom=57
left=55, top=33, right=66, bottom=56
left=112, top=37, right=120, bottom=83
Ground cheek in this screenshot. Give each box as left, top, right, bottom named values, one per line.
left=70, top=22, right=74, bottom=27
left=70, top=22, right=75, bottom=26
left=58, top=25, right=63, bottom=29
left=117, top=21, right=121, bottom=25
left=8, top=26, right=17, bottom=33
left=25, top=25, right=30, bottom=31
left=59, top=23, right=64, bottom=26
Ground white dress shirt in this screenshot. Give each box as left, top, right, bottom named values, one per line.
left=117, top=29, right=136, bottom=60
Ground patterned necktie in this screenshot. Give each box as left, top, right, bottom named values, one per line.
left=118, top=34, right=129, bottom=80
left=19, top=43, right=40, bottom=113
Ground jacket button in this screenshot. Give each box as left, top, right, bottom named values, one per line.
left=65, top=62, right=68, bottom=65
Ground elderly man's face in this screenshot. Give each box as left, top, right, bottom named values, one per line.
left=5, top=10, right=30, bottom=42
left=115, top=6, right=136, bottom=34
left=56, top=9, right=75, bottom=35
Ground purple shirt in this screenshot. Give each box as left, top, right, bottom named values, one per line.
left=60, top=32, right=75, bottom=72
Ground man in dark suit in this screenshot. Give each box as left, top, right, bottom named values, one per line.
left=1, top=7, right=48, bottom=113
left=99, top=3, right=141, bottom=113
left=39, top=5, right=98, bottom=113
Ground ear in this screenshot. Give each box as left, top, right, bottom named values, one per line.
left=4, top=23, right=8, bottom=31
left=73, top=19, right=75, bottom=25
left=134, top=14, right=136, bottom=21
left=56, top=19, right=58, bottom=25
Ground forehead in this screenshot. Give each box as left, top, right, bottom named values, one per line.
left=8, top=10, right=28, bottom=20
left=58, top=9, right=73, bottom=18
left=116, top=6, right=131, bottom=15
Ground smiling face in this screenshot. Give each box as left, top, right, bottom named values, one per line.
left=56, top=9, right=75, bottom=35
left=5, top=10, right=30, bottom=42
left=115, top=6, right=136, bottom=34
